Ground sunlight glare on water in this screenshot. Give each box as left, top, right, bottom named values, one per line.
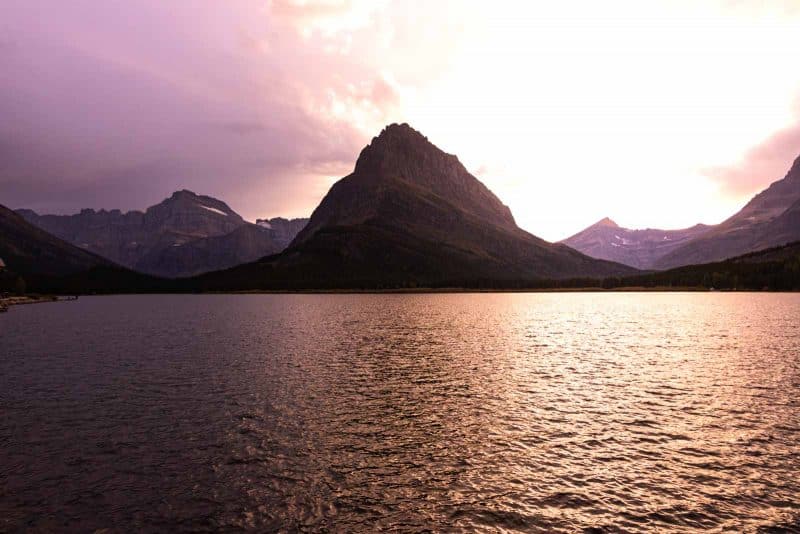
left=1, top=293, right=799, bottom=532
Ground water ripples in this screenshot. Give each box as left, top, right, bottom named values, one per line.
left=1, top=293, right=799, bottom=532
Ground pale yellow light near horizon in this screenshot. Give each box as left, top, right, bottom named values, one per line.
left=377, top=1, right=800, bottom=241
left=267, top=1, right=800, bottom=241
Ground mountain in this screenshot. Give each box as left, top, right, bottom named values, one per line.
left=564, top=154, right=800, bottom=271
left=758, top=198, right=800, bottom=248
left=654, top=155, right=800, bottom=269
left=0, top=204, right=114, bottom=277
left=17, top=191, right=308, bottom=278
left=0, top=203, right=172, bottom=295
left=130, top=224, right=283, bottom=278
left=194, top=123, right=636, bottom=290
left=615, top=241, right=800, bottom=291
left=561, top=217, right=711, bottom=269
left=256, top=217, right=310, bottom=250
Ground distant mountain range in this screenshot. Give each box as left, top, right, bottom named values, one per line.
left=195, top=123, right=635, bottom=290
left=17, top=191, right=308, bottom=278
left=1, top=202, right=185, bottom=295
left=4, top=123, right=799, bottom=292
left=563, top=154, right=800, bottom=269
left=562, top=218, right=711, bottom=270
left=0, top=204, right=114, bottom=277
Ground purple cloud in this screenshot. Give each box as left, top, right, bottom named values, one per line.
left=704, top=114, right=800, bottom=195
left=0, top=0, right=400, bottom=219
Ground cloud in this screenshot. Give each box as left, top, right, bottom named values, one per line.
left=7, top=0, right=796, bottom=240
left=704, top=116, right=800, bottom=195
left=270, top=0, right=386, bottom=35
left=0, top=0, right=408, bottom=219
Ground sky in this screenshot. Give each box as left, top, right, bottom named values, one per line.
left=2, top=0, right=800, bottom=241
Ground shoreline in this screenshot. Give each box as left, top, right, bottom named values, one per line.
left=0, top=295, right=61, bottom=312
left=48, top=287, right=800, bottom=297
left=204, top=286, right=716, bottom=294
left=5, top=288, right=798, bottom=308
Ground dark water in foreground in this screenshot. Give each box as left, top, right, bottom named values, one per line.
left=1, top=293, right=799, bottom=533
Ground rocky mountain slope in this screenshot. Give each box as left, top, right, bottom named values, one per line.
left=18, top=191, right=308, bottom=278
left=195, top=124, right=637, bottom=290
left=654, top=154, right=800, bottom=269
left=561, top=218, right=711, bottom=269
left=564, top=154, right=800, bottom=270
left=0, top=204, right=114, bottom=277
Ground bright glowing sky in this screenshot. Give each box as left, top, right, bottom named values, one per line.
left=2, top=0, right=800, bottom=240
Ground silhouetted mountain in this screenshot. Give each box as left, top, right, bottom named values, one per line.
left=0, top=204, right=114, bottom=277
left=562, top=217, right=711, bottom=269
left=17, top=191, right=307, bottom=278
left=654, top=155, right=800, bottom=269
left=194, top=124, right=636, bottom=290
left=0, top=203, right=173, bottom=295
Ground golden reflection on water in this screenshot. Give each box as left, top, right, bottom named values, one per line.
left=296, top=292, right=800, bottom=531
left=1, top=293, right=799, bottom=531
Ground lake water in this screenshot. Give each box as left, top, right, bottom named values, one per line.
left=1, top=293, right=799, bottom=532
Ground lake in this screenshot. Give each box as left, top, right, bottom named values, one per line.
left=1, top=293, right=799, bottom=532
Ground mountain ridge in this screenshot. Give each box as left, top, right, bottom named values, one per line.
left=561, top=218, right=712, bottom=270
left=0, top=204, right=115, bottom=277
left=564, top=153, right=800, bottom=270
left=195, top=123, right=637, bottom=290
left=654, top=154, right=800, bottom=269
left=17, top=191, right=308, bottom=278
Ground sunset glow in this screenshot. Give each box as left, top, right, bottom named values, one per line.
left=400, top=1, right=800, bottom=239
left=2, top=0, right=800, bottom=240
left=3, top=3, right=800, bottom=531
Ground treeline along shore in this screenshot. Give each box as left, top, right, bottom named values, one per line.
left=2, top=242, right=798, bottom=297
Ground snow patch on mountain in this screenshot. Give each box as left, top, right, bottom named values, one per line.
left=199, top=205, right=228, bottom=216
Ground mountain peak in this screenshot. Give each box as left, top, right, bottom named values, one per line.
left=159, top=190, right=239, bottom=215
left=344, top=123, right=516, bottom=229
left=594, top=217, right=619, bottom=228
left=375, top=122, right=426, bottom=141
left=170, top=189, right=199, bottom=199
left=354, top=122, right=447, bottom=174
left=292, top=124, right=521, bottom=246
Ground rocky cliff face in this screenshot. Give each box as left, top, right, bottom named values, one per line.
left=17, top=191, right=306, bottom=278
left=135, top=224, right=285, bottom=278
left=293, top=123, right=516, bottom=247
left=196, top=124, right=636, bottom=289
left=562, top=218, right=711, bottom=270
